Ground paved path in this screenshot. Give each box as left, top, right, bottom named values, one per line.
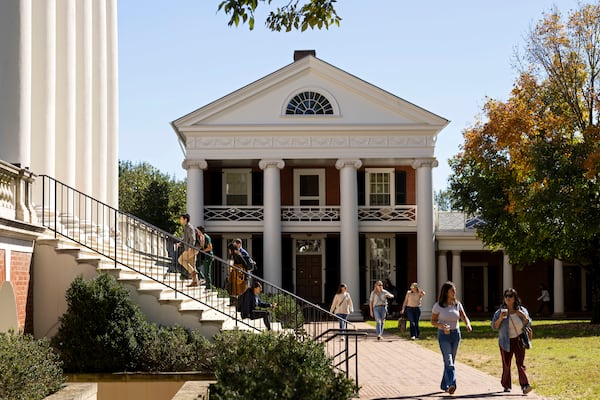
left=348, top=322, right=548, bottom=400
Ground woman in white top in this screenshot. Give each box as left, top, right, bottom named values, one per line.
left=330, top=283, right=354, bottom=329
left=401, top=282, right=426, bottom=340
left=491, top=288, right=532, bottom=394
left=431, top=281, right=472, bottom=395
left=369, top=280, right=394, bottom=340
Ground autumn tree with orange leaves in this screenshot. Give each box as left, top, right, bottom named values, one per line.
left=449, top=3, right=600, bottom=323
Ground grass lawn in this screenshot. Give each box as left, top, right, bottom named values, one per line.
left=380, top=319, right=600, bottom=400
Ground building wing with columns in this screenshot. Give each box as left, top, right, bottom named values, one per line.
left=172, top=50, right=448, bottom=317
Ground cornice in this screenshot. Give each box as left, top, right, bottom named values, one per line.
left=187, top=134, right=436, bottom=150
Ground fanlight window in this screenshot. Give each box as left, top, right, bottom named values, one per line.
left=286, top=91, right=333, bottom=115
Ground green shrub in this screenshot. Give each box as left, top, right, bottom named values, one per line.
left=0, top=331, right=64, bottom=400
left=51, top=273, right=150, bottom=372
left=262, top=292, right=304, bottom=330
left=137, top=324, right=212, bottom=372
left=52, top=273, right=214, bottom=374
left=209, top=330, right=357, bottom=400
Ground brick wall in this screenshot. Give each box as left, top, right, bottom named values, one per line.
left=0, top=249, right=5, bottom=281
left=9, top=251, right=33, bottom=333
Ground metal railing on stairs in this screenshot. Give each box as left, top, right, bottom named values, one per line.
left=38, top=175, right=363, bottom=387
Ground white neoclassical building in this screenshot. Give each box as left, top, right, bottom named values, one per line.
left=172, top=50, right=449, bottom=317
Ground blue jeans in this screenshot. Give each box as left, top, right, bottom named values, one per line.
left=336, top=313, right=348, bottom=330
left=373, top=305, right=387, bottom=336
left=406, top=306, right=421, bottom=338
left=437, top=329, right=461, bottom=390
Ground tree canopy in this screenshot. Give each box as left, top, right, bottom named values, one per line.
left=118, top=160, right=186, bottom=234
left=217, top=0, right=341, bottom=31
left=448, top=3, right=600, bottom=322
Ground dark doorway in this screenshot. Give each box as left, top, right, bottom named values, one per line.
left=463, top=266, right=485, bottom=313
left=296, top=255, right=322, bottom=304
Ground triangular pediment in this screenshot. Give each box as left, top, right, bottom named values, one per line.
left=172, top=55, right=448, bottom=144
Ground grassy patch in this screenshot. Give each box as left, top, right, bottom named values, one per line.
left=382, top=319, right=600, bottom=400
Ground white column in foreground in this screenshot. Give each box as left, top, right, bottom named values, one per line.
left=260, top=159, right=285, bottom=287
left=336, top=158, right=362, bottom=321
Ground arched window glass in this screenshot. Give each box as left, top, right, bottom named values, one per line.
left=285, top=91, right=334, bottom=115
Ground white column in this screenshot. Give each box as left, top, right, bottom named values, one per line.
left=335, top=159, right=362, bottom=320
left=259, top=159, right=285, bottom=287
left=437, top=251, right=447, bottom=288
left=0, top=0, right=32, bottom=168
left=75, top=0, right=92, bottom=196
left=553, top=259, right=565, bottom=316
left=413, top=159, right=438, bottom=316
left=183, top=160, right=207, bottom=228
left=451, top=250, right=462, bottom=300
left=56, top=0, right=77, bottom=187
left=502, top=253, right=513, bottom=290
left=31, top=0, right=56, bottom=179
left=106, top=0, right=119, bottom=208
left=92, top=0, right=107, bottom=203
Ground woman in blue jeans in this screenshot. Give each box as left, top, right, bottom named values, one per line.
left=401, top=282, right=426, bottom=339
left=369, top=280, right=394, bottom=340
left=431, top=281, right=472, bottom=395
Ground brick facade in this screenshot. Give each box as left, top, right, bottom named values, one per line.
left=5, top=250, right=33, bottom=333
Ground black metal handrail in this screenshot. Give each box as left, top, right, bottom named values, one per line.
left=38, top=175, right=360, bottom=382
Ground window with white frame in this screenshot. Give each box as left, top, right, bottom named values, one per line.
left=366, top=168, right=394, bottom=206
left=285, top=91, right=334, bottom=115
left=293, top=169, right=325, bottom=206
left=222, top=169, right=252, bottom=205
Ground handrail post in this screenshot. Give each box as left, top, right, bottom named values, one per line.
left=53, top=178, right=57, bottom=238
left=113, top=208, right=118, bottom=268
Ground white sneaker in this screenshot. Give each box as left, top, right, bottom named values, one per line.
left=411, top=336, right=416, bottom=340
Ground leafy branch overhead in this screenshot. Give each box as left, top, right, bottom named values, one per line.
left=217, top=0, right=341, bottom=31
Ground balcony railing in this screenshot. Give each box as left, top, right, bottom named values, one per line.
left=0, top=160, right=37, bottom=224
left=205, top=206, right=263, bottom=221
left=281, top=206, right=340, bottom=222
left=204, top=205, right=417, bottom=223
left=358, top=205, right=416, bottom=222
left=436, top=210, right=483, bottom=231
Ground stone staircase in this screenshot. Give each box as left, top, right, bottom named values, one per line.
left=33, top=235, right=277, bottom=339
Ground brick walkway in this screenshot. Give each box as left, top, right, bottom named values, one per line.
left=349, top=322, right=548, bottom=400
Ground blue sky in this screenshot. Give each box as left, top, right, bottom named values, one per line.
left=118, top=0, right=581, bottom=191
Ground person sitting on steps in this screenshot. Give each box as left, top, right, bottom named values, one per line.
left=241, top=281, right=276, bottom=331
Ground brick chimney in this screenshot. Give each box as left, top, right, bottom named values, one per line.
left=294, top=50, right=316, bottom=61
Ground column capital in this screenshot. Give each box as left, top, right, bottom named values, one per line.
left=182, top=159, right=208, bottom=170
left=411, top=158, right=439, bottom=169
left=259, top=159, right=285, bottom=170
left=335, top=158, right=362, bottom=170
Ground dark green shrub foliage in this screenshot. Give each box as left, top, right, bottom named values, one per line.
left=137, top=324, right=212, bottom=372
left=0, top=331, right=64, bottom=400
left=209, top=331, right=357, bottom=400
left=262, top=292, right=304, bottom=330
left=51, top=273, right=150, bottom=372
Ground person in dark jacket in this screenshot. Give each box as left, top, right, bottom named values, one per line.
left=241, top=281, right=276, bottom=330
